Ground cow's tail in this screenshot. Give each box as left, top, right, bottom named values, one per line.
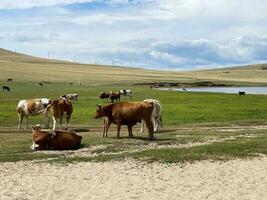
left=38, top=101, right=55, bottom=115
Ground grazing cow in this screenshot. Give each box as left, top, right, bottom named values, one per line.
left=109, top=91, right=120, bottom=103
left=239, top=91, right=245, bottom=96
left=7, top=78, right=12, bottom=82
left=99, top=92, right=110, bottom=100
left=140, top=99, right=163, bottom=133
left=119, top=89, right=132, bottom=98
left=38, top=82, right=44, bottom=87
left=31, top=125, right=82, bottom=150
left=60, top=93, right=78, bottom=103
left=182, top=88, right=187, bottom=91
left=43, top=98, right=73, bottom=130
left=2, top=86, right=10, bottom=92
left=17, top=98, right=52, bottom=129
left=94, top=102, right=154, bottom=140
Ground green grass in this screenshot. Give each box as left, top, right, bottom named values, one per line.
left=1, top=82, right=267, bottom=128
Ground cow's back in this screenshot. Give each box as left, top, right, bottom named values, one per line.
left=112, top=102, right=153, bottom=123
left=51, top=131, right=82, bottom=150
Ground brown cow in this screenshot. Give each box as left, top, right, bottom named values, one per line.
left=94, top=102, right=154, bottom=140
left=31, top=125, right=82, bottom=150
left=43, top=98, right=73, bottom=130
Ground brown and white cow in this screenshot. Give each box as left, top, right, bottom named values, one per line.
left=94, top=102, right=154, bottom=140
left=44, top=98, right=73, bottom=130
left=140, top=99, right=163, bottom=133
left=31, top=125, right=82, bottom=150
left=60, top=93, right=78, bottom=103
left=17, top=98, right=52, bottom=130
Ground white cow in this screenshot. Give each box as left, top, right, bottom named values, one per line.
left=60, top=93, right=78, bottom=103
left=17, top=98, right=51, bottom=130
left=119, top=89, right=132, bottom=98
left=140, top=99, right=163, bottom=133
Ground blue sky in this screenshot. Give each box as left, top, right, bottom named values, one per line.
left=0, top=0, right=267, bottom=70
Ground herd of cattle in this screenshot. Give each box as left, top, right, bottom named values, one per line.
left=16, top=90, right=163, bottom=150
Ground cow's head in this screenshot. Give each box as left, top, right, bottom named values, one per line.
left=32, top=124, right=42, bottom=132
left=94, top=104, right=104, bottom=119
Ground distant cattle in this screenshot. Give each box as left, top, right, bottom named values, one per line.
left=140, top=99, right=163, bottom=133
left=43, top=98, right=73, bottom=130
left=38, top=82, right=44, bottom=87
left=109, top=91, right=120, bottom=103
left=31, top=125, right=82, bottom=150
left=60, top=93, right=78, bottom=103
left=7, top=78, right=12, bottom=82
left=94, top=102, right=154, bottom=140
left=239, top=91, right=245, bottom=96
left=99, top=92, right=110, bottom=100
left=17, top=98, right=52, bottom=129
left=2, top=86, right=10, bottom=92
left=119, top=89, right=132, bottom=98
left=182, top=88, right=187, bottom=91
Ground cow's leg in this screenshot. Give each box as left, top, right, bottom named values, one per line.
left=154, top=117, right=159, bottom=132
left=103, top=119, right=111, bottom=138
left=145, top=119, right=154, bottom=140
left=18, top=114, right=23, bottom=129
left=60, top=116, right=63, bottom=130
left=159, top=115, right=163, bottom=128
left=25, top=116, right=29, bottom=130
left=52, top=116, right=57, bottom=130
left=44, top=113, right=50, bottom=129
left=127, top=125, right=134, bottom=138
left=116, top=123, right=121, bottom=138
left=140, top=119, right=144, bottom=133
left=66, top=115, right=71, bottom=129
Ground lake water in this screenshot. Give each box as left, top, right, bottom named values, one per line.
left=159, top=87, right=267, bottom=95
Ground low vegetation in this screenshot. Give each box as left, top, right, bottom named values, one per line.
left=1, top=49, right=267, bottom=163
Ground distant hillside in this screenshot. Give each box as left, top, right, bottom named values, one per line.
left=0, top=48, right=267, bottom=85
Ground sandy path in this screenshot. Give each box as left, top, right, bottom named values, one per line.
left=1, top=157, right=266, bottom=200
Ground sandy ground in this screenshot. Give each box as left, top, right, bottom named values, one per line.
left=0, top=157, right=266, bottom=200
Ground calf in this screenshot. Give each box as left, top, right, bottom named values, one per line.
left=17, top=98, right=51, bottom=129
left=109, top=91, right=120, bottom=103
left=99, top=92, right=110, bottom=100
left=140, top=99, right=163, bottom=133
left=60, top=93, right=78, bottom=103
left=45, top=98, right=73, bottom=130
left=3, top=86, right=10, bottom=92
left=31, top=125, right=82, bottom=150
left=94, top=102, right=154, bottom=140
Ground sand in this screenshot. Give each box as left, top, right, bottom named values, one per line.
left=0, top=157, right=266, bottom=200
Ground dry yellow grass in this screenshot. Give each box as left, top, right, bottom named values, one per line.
left=1, top=48, right=267, bottom=85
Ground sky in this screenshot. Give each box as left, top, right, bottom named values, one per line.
left=0, top=0, right=267, bottom=70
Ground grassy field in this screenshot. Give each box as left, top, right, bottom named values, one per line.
left=0, top=48, right=267, bottom=163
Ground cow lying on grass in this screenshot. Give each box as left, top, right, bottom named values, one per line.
left=94, top=102, right=154, bottom=140
left=31, top=125, right=82, bottom=150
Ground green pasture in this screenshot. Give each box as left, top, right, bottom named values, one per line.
left=1, top=82, right=267, bottom=128
left=0, top=81, right=267, bottom=163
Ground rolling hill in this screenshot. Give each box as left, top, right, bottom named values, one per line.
left=0, top=48, right=267, bottom=85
